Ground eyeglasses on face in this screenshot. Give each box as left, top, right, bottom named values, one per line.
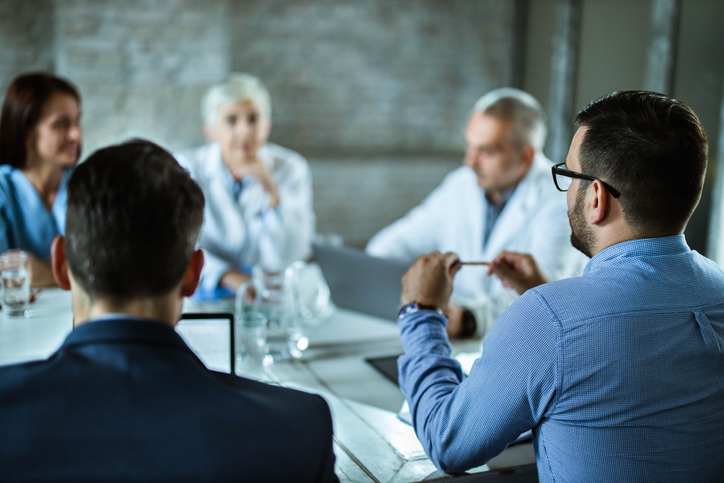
left=551, top=162, right=621, bottom=198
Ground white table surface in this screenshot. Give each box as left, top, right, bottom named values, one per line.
left=0, top=289, right=535, bottom=482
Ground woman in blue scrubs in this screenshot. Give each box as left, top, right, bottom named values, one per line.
left=0, top=73, right=82, bottom=286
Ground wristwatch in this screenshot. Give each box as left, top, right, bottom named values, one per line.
left=398, top=302, right=445, bottom=319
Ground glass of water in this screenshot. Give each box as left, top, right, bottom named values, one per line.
left=0, top=249, right=30, bottom=317
left=235, top=311, right=269, bottom=374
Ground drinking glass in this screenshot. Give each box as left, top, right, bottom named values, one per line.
left=286, top=261, right=333, bottom=329
left=235, top=311, right=269, bottom=373
left=236, top=266, right=305, bottom=364
left=0, top=250, right=30, bottom=317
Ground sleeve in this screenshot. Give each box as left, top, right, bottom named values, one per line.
left=397, top=291, right=559, bottom=473
left=313, top=394, right=340, bottom=483
left=199, top=248, right=234, bottom=293
left=365, top=176, right=453, bottom=262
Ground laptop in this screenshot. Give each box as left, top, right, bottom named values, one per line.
left=313, top=243, right=411, bottom=322
left=176, top=313, right=235, bottom=374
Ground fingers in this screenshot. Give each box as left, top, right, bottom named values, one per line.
left=489, top=259, right=523, bottom=293
left=229, top=159, right=263, bottom=180
left=489, top=251, right=548, bottom=295
left=443, top=252, right=461, bottom=276
left=400, top=251, right=457, bottom=309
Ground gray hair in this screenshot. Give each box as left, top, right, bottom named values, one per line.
left=201, top=73, right=271, bottom=127
left=472, top=88, right=547, bottom=151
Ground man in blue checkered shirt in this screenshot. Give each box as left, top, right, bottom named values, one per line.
left=397, top=91, right=724, bottom=482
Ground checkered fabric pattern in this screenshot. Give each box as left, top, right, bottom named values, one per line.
left=399, top=235, right=724, bottom=482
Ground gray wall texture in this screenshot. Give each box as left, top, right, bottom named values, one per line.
left=0, top=0, right=518, bottom=247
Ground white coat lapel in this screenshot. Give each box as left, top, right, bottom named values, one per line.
left=199, top=144, right=248, bottom=260
left=448, top=168, right=486, bottom=300
left=459, top=168, right=485, bottom=261
left=481, top=156, right=548, bottom=261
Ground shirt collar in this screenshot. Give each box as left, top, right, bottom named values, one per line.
left=64, top=317, right=184, bottom=349
left=484, top=182, right=518, bottom=208
left=85, top=313, right=157, bottom=323
left=583, top=234, right=690, bottom=275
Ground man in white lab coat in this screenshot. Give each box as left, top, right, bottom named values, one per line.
left=367, top=88, right=586, bottom=337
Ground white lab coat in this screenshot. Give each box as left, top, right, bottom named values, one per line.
left=175, top=142, right=315, bottom=292
left=367, top=154, right=587, bottom=337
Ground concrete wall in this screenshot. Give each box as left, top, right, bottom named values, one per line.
left=0, top=0, right=55, bottom=91
left=0, top=0, right=517, bottom=247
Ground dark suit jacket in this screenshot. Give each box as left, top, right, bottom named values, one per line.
left=0, top=318, right=339, bottom=482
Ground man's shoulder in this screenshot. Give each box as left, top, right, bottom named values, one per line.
left=518, top=154, right=563, bottom=202
left=425, top=166, right=478, bottom=200
left=498, top=274, right=596, bottom=328
left=0, top=354, right=336, bottom=481
left=0, top=357, right=48, bottom=389
left=0, top=343, right=333, bottom=439
left=214, top=371, right=331, bottom=415
left=442, top=165, right=477, bottom=184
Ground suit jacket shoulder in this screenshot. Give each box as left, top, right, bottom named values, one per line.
left=0, top=318, right=338, bottom=482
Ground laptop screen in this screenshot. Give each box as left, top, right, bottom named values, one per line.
left=176, top=313, right=234, bottom=374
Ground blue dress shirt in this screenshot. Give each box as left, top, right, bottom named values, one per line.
left=482, top=184, right=516, bottom=248
left=0, top=165, right=71, bottom=258
left=398, top=235, right=724, bottom=482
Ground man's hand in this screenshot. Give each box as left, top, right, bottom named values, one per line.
left=487, top=251, right=549, bottom=295
left=401, top=251, right=461, bottom=310
left=228, top=160, right=280, bottom=208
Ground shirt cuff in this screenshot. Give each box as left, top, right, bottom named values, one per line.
left=398, top=310, right=451, bottom=356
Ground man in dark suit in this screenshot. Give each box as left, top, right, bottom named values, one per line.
left=0, top=140, right=338, bottom=482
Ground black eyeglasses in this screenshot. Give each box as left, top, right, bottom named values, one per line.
left=551, top=162, right=621, bottom=198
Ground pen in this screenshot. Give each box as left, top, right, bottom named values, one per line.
left=455, top=261, right=490, bottom=266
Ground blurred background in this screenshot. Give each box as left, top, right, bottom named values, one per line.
left=1, top=0, right=722, bottom=260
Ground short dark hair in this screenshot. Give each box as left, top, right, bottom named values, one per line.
left=65, top=140, right=205, bottom=302
left=575, top=91, right=708, bottom=235
left=0, top=72, right=81, bottom=168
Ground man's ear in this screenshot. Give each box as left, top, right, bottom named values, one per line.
left=51, top=235, right=71, bottom=291
left=181, top=249, right=204, bottom=297
left=520, top=144, right=536, bottom=168
left=588, top=180, right=610, bottom=226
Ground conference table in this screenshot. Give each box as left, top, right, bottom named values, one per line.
left=0, top=288, right=536, bottom=482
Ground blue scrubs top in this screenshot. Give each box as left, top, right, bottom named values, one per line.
left=0, top=165, right=71, bottom=259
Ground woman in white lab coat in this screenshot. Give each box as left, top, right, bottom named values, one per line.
left=176, top=73, right=315, bottom=295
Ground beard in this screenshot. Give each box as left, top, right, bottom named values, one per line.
left=569, top=187, right=595, bottom=258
